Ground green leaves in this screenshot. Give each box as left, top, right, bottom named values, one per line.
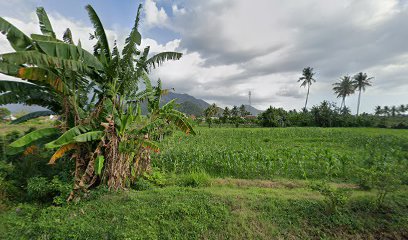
left=145, top=52, right=182, bottom=70
left=1, top=51, right=96, bottom=74
left=94, top=155, right=105, bottom=175
left=45, top=125, right=90, bottom=149
left=35, top=40, right=103, bottom=70
left=85, top=5, right=111, bottom=62
left=73, top=131, right=104, bottom=142
left=9, top=128, right=59, bottom=148
left=11, top=110, right=55, bottom=124
left=0, top=17, right=33, bottom=51
left=36, top=7, right=56, bottom=38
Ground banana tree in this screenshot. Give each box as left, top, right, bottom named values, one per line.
left=1, top=4, right=194, bottom=199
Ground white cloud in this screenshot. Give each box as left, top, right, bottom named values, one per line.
left=144, top=0, right=168, bottom=28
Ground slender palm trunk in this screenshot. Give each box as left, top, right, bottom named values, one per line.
left=304, top=84, right=310, bottom=110
left=357, top=87, right=362, bottom=116
left=344, top=97, right=347, bottom=109
left=340, top=96, right=345, bottom=109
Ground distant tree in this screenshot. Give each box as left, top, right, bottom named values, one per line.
left=258, top=106, right=288, bottom=127
left=231, top=106, right=239, bottom=117
left=222, top=107, right=231, bottom=123
left=391, top=106, right=397, bottom=117
left=353, top=72, right=373, bottom=116
left=383, top=106, right=390, bottom=117
left=332, top=75, right=355, bottom=109
left=239, top=104, right=250, bottom=117
left=0, top=107, right=11, bottom=121
left=398, top=104, right=406, bottom=116
left=298, top=67, right=316, bottom=110
left=204, top=103, right=218, bottom=128
left=374, top=106, right=382, bottom=116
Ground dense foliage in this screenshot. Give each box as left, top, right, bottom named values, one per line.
left=0, top=5, right=194, bottom=200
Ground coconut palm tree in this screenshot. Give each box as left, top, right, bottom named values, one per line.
left=332, top=75, right=355, bottom=110
left=398, top=104, right=406, bottom=116
left=374, top=106, right=382, bottom=116
left=390, top=106, right=398, bottom=117
left=383, top=106, right=390, bottom=117
left=352, top=72, right=373, bottom=116
left=298, top=67, right=316, bottom=110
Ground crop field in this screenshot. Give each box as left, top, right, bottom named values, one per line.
left=154, top=127, right=408, bottom=182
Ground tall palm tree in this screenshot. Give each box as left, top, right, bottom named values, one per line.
left=383, top=106, right=390, bottom=117
left=398, top=104, right=406, bottom=116
left=332, top=75, right=355, bottom=109
left=390, top=106, right=397, bottom=117
left=298, top=67, right=316, bottom=110
left=374, top=106, right=382, bottom=116
left=352, top=72, right=373, bottom=116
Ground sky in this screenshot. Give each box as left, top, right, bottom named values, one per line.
left=1, top=0, right=408, bottom=113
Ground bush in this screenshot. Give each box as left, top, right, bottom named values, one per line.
left=27, top=176, right=71, bottom=205
left=142, top=168, right=167, bottom=187
left=310, top=181, right=351, bottom=213
left=177, top=172, right=211, bottom=188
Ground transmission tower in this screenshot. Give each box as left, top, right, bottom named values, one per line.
left=248, top=91, right=252, bottom=106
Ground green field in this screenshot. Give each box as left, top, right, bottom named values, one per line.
left=154, top=127, right=408, bottom=181
left=1, top=126, right=408, bottom=239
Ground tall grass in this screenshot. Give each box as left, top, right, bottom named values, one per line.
left=153, top=127, right=408, bottom=182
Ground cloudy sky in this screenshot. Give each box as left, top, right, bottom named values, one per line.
left=1, top=0, right=408, bottom=113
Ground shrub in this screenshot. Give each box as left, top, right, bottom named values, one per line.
left=177, top=172, right=211, bottom=188
left=27, top=176, right=71, bottom=205
left=310, top=181, right=351, bottom=213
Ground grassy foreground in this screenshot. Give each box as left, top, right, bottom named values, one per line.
left=1, top=178, right=407, bottom=239
left=1, top=126, right=407, bottom=239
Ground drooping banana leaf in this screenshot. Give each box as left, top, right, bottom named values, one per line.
left=9, top=127, right=60, bottom=148
left=0, top=80, right=44, bottom=94
left=35, top=40, right=103, bottom=70
left=162, top=110, right=195, bottom=135
left=45, top=125, right=90, bottom=149
left=11, top=110, right=55, bottom=124
left=0, top=17, right=33, bottom=51
left=0, top=51, right=96, bottom=74
left=48, top=143, right=76, bottom=164
left=73, top=131, right=104, bottom=143
left=144, top=52, right=182, bottom=70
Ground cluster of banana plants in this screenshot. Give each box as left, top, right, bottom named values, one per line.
left=0, top=5, right=194, bottom=199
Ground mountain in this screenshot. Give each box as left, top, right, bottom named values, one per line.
left=243, top=105, right=263, bottom=116
left=5, top=92, right=263, bottom=117
left=162, top=92, right=210, bottom=110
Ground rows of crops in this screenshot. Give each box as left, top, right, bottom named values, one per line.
left=153, top=127, right=408, bottom=182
